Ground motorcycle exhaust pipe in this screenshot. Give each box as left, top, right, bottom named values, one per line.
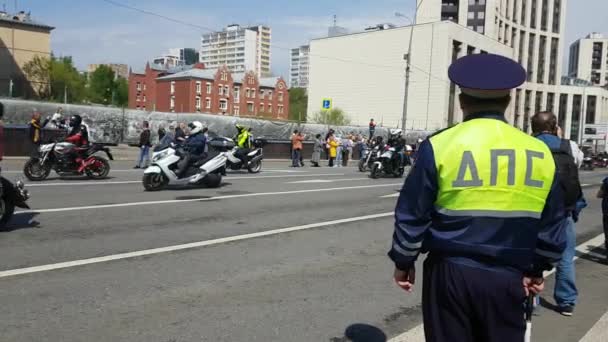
left=250, top=154, right=264, bottom=164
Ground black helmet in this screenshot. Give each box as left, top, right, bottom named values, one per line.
left=69, top=115, right=82, bottom=128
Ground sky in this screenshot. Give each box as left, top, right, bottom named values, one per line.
left=12, top=0, right=608, bottom=78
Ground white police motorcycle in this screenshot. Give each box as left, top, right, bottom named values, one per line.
left=223, top=138, right=264, bottom=174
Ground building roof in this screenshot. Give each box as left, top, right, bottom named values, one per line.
left=131, top=63, right=193, bottom=75
left=0, top=12, right=54, bottom=30
left=259, top=77, right=282, bottom=88
left=157, top=68, right=218, bottom=81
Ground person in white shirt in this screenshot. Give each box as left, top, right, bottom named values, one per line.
left=558, top=126, right=584, bottom=167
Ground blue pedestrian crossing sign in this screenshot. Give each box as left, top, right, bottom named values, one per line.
left=322, top=98, right=332, bottom=110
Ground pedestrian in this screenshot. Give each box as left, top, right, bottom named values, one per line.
left=298, top=131, right=306, bottom=167
left=28, top=111, right=43, bottom=157
left=328, top=133, right=338, bottom=167
left=341, top=135, right=353, bottom=166
left=325, top=128, right=334, bottom=160
left=389, top=54, right=567, bottom=342
left=134, top=121, right=151, bottom=169
left=369, top=118, right=376, bottom=138
left=335, top=135, right=343, bottom=167
left=532, top=111, right=584, bottom=317
left=311, top=134, right=323, bottom=167
left=291, top=129, right=304, bottom=167
left=159, top=122, right=175, bottom=146
left=597, top=177, right=608, bottom=260
left=158, top=125, right=166, bottom=142
left=175, top=122, right=186, bottom=144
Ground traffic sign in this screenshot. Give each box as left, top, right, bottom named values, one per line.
left=322, top=98, right=332, bottom=110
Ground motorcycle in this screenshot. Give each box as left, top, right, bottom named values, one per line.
left=142, top=141, right=226, bottom=191
left=581, top=156, right=594, bottom=171
left=23, top=142, right=113, bottom=181
left=358, top=145, right=382, bottom=172
left=222, top=137, right=265, bottom=174
left=593, top=156, right=608, bottom=168
left=370, top=146, right=405, bottom=179
left=0, top=167, right=30, bottom=228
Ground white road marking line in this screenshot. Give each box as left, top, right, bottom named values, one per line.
left=380, top=193, right=400, bottom=198
left=388, top=233, right=607, bottom=342
left=580, top=309, right=608, bottom=342
left=22, top=173, right=348, bottom=187
left=287, top=178, right=370, bottom=184
left=16, top=183, right=402, bottom=214
left=0, top=212, right=394, bottom=279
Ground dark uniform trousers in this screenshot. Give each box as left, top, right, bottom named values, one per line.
left=422, top=257, right=526, bottom=342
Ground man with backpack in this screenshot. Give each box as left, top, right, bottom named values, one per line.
left=532, top=111, right=584, bottom=317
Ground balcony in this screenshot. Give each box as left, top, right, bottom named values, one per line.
left=441, top=4, right=458, bottom=15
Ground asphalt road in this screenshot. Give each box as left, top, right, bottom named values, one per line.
left=0, top=159, right=606, bottom=342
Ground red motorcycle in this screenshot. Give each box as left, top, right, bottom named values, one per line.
left=23, top=142, right=113, bottom=181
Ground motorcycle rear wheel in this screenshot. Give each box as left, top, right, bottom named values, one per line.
left=85, top=157, right=111, bottom=179
left=203, top=173, right=222, bottom=188
left=0, top=196, right=15, bottom=229
left=143, top=173, right=167, bottom=191
left=23, top=159, right=51, bottom=181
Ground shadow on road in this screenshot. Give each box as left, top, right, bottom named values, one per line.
left=1, top=212, right=40, bottom=232
left=330, top=323, right=387, bottom=342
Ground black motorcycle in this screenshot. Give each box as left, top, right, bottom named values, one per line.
left=358, top=144, right=382, bottom=172
left=0, top=167, right=30, bottom=228
left=23, top=142, right=113, bottom=181
left=581, top=156, right=595, bottom=171
left=370, top=147, right=406, bottom=179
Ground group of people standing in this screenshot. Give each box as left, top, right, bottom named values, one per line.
left=28, top=107, right=88, bottom=156
left=291, top=129, right=361, bottom=168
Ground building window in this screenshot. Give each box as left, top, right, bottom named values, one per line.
left=468, top=12, right=475, bottom=19
left=530, top=0, right=537, bottom=29
left=170, top=96, right=175, bottom=111
left=195, top=96, right=201, bottom=111
left=136, top=82, right=141, bottom=91
left=206, top=83, right=211, bottom=94
left=234, top=87, right=240, bottom=102
left=540, top=0, right=548, bottom=31
left=514, top=89, right=522, bottom=128
left=571, top=95, right=582, bottom=140
left=586, top=95, right=597, bottom=124
left=219, top=85, right=224, bottom=96
left=219, top=99, right=228, bottom=111
left=251, top=89, right=256, bottom=98
left=521, top=0, right=527, bottom=25
left=268, top=90, right=273, bottom=100
left=278, top=105, right=284, bottom=114
left=196, top=81, right=201, bottom=94
left=248, top=76, right=255, bottom=85
left=537, top=36, right=547, bottom=84
left=524, top=90, right=532, bottom=132
left=535, top=91, right=543, bottom=114
left=247, top=102, right=254, bottom=113
left=224, top=86, right=230, bottom=97
left=246, top=89, right=251, bottom=98
left=527, top=34, right=536, bottom=82
left=221, top=71, right=228, bottom=81
left=170, top=81, right=175, bottom=94
left=546, top=92, right=555, bottom=112
left=143, top=83, right=146, bottom=91
left=234, top=106, right=240, bottom=116
left=549, top=38, right=559, bottom=85
left=278, top=92, right=284, bottom=102
left=136, top=95, right=140, bottom=102
left=143, top=95, right=146, bottom=102
left=476, top=26, right=484, bottom=33
left=260, top=103, right=265, bottom=112
left=268, top=105, right=272, bottom=114
left=478, top=11, right=484, bottom=19
left=205, top=98, right=211, bottom=109
left=518, top=30, right=525, bottom=64
left=260, top=90, right=265, bottom=98
left=552, top=0, right=561, bottom=33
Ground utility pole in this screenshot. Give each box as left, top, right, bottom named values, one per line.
left=64, top=85, right=67, bottom=104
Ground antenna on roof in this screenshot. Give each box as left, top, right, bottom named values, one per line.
left=333, top=14, right=337, bottom=27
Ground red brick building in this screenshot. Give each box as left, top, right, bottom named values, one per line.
left=129, top=63, right=289, bottom=120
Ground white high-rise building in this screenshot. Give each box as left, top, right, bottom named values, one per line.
left=290, top=45, right=310, bottom=89
left=200, top=24, right=272, bottom=77
left=568, top=33, right=608, bottom=87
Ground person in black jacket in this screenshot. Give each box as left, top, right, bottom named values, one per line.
left=134, top=121, right=151, bottom=169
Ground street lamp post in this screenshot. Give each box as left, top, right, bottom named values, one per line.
left=396, top=9, right=417, bottom=132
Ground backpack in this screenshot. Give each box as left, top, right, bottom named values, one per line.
left=550, top=139, right=582, bottom=211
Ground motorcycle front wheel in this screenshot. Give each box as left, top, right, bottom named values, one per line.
left=0, top=196, right=16, bottom=229
left=85, top=157, right=111, bottom=179
left=358, top=159, right=368, bottom=172
left=23, top=159, right=51, bottom=181
left=142, top=173, right=167, bottom=191
left=370, top=164, right=381, bottom=179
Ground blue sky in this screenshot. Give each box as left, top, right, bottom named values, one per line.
left=14, top=0, right=608, bottom=78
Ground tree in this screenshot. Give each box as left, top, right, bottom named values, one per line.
left=22, top=55, right=52, bottom=99
left=288, top=87, right=308, bottom=122
left=113, top=77, right=129, bottom=107
left=88, top=64, right=116, bottom=105
left=312, top=107, right=351, bottom=126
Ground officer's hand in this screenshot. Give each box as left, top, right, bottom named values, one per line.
left=523, top=277, right=545, bottom=296
left=394, top=267, right=416, bottom=293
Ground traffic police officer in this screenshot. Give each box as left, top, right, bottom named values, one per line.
left=388, top=54, right=568, bottom=342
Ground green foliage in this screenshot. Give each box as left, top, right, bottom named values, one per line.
left=50, top=56, right=86, bottom=103
left=288, top=87, right=307, bottom=122
left=87, top=64, right=116, bottom=105
left=312, top=107, right=351, bottom=126
left=114, top=77, right=129, bottom=107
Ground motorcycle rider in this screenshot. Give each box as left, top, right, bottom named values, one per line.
left=65, top=115, right=89, bottom=147
left=386, top=129, right=406, bottom=170
left=176, top=121, right=207, bottom=178
left=234, top=123, right=252, bottom=166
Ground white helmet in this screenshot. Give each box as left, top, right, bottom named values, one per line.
left=188, top=121, right=203, bottom=135
left=390, top=128, right=403, bottom=136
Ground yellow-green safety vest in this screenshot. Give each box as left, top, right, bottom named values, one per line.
left=429, top=118, right=555, bottom=219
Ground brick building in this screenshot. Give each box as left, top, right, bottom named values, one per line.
left=153, top=65, right=288, bottom=119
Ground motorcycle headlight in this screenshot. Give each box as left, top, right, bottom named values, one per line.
left=153, top=150, right=169, bottom=162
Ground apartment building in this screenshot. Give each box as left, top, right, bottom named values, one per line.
left=290, top=45, right=310, bottom=89
left=87, top=63, right=129, bottom=80
left=200, top=25, right=272, bottom=78
left=569, top=33, right=608, bottom=86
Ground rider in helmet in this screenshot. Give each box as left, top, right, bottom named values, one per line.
left=65, top=115, right=89, bottom=147
left=176, top=121, right=207, bottom=178
left=234, top=123, right=252, bottom=166
left=387, top=128, right=406, bottom=169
